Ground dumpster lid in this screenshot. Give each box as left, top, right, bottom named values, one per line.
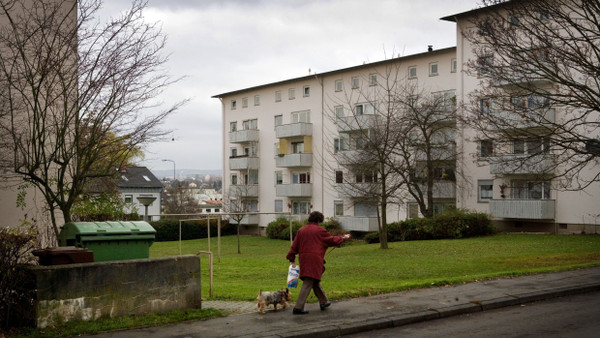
left=60, top=221, right=156, bottom=236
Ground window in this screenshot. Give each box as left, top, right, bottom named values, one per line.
left=369, top=74, right=377, bottom=86
left=355, top=170, right=377, bottom=183
left=354, top=103, right=375, bottom=115
left=243, top=118, right=257, bottom=130
left=274, top=200, right=283, bottom=213
left=124, top=194, right=133, bottom=203
left=292, top=172, right=310, bottom=184
left=292, top=201, right=310, bottom=215
left=334, top=200, right=344, bottom=216
left=478, top=54, right=493, bottom=77
left=334, top=106, right=344, bottom=118
left=231, top=100, right=237, bottom=110
left=407, top=203, right=419, bottom=219
left=335, top=79, right=343, bottom=92
left=429, top=62, right=439, bottom=76
left=275, top=171, right=283, bottom=185
left=451, top=58, right=457, bottom=73
left=254, top=95, right=260, bottom=106
left=289, top=88, right=295, bottom=100
left=334, top=136, right=349, bottom=153
left=274, top=115, right=283, bottom=127
left=512, top=94, right=551, bottom=110
left=231, top=174, right=238, bottom=185
left=434, top=90, right=456, bottom=107
left=230, top=121, right=237, bottom=132
left=480, top=139, right=493, bottom=157
left=292, top=142, right=304, bottom=154
left=511, top=180, right=551, bottom=200
left=351, top=76, right=360, bottom=89
left=291, top=110, right=310, bottom=123
left=513, top=137, right=550, bottom=155
left=230, top=147, right=238, bottom=158
left=274, top=142, right=280, bottom=156
left=244, top=200, right=258, bottom=212
left=480, top=98, right=493, bottom=114
left=275, top=90, right=282, bottom=102
left=303, top=86, right=310, bottom=97
left=478, top=180, right=494, bottom=202
left=242, top=97, right=248, bottom=108
left=408, top=66, right=417, bottom=78
left=335, top=170, right=343, bottom=184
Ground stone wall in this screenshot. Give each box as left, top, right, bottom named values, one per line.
left=26, top=255, right=201, bottom=328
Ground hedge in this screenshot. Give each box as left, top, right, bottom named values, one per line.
left=150, top=218, right=236, bottom=242
left=266, top=217, right=345, bottom=240
left=365, top=209, right=494, bottom=244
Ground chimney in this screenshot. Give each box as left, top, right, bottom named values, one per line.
left=428, top=45, right=433, bottom=52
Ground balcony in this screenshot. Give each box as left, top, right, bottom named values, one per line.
left=490, top=199, right=555, bottom=220
left=228, top=184, right=259, bottom=197
left=414, top=144, right=456, bottom=161
left=492, top=67, right=552, bottom=87
left=490, top=109, right=555, bottom=129
left=336, top=150, right=363, bottom=165
left=336, top=216, right=379, bottom=232
left=229, top=156, right=259, bottom=170
left=336, top=183, right=379, bottom=198
left=276, top=153, right=313, bottom=167
left=275, top=123, right=312, bottom=138
left=275, top=184, right=312, bottom=197
left=229, top=213, right=259, bottom=225
left=336, top=115, right=377, bottom=132
left=489, top=154, right=555, bottom=175
left=229, top=129, right=259, bottom=143
left=417, top=181, right=456, bottom=199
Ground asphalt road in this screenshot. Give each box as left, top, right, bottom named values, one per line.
left=345, top=291, right=600, bottom=338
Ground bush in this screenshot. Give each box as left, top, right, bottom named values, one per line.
left=366, top=209, right=494, bottom=244
left=266, top=217, right=303, bottom=240
left=150, top=218, right=235, bottom=242
left=0, top=222, right=38, bottom=330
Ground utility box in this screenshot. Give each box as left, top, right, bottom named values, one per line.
left=58, top=221, right=156, bottom=262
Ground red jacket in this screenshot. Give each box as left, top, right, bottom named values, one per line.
left=286, top=223, right=345, bottom=280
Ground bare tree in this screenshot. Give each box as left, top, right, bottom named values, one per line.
left=223, top=180, right=257, bottom=254
left=462, top=0, right=600, bottom=190
left=0, top=0, right=184, bottom=238
left=163, top=182, right=201, bottom=215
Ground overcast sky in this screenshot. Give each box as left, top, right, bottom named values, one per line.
left=99, top=0, right=480, bottom=173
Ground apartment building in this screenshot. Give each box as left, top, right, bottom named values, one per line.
left=215, top=48, right=458, bottom=235
left=444, top=1, right=600, bottom=234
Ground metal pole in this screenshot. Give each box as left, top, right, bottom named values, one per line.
left=207, top=216, right=211, bottom=253
left=289, top=211, right=293, bottom=244
left=217, top=216, right=221, bottom=262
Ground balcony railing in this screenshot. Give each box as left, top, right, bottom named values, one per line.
left=229, top=214, right=259, bottom=225
left=492, top=67, right=552, bottom=87
left=490, top=199, right=555, bottom=220
left=414, top=144, right=456, bottom=161
left=489, top=154, right=555, bottom=175
left=228, top=184, right=259, bottom=197
left=490, top=109, right=555, bottom=129
left=336, top=183, right=379, bottom=198
left=229, top=156, right=259, bottom=170
left=229, top=129, right=259, bottom=143
left=275, top=123, right=312, bottom=138
left=336, top=115, right=377, bottom=132
left=416, top=181, right=456, bottom=199
left=275, top=184, right=312, bottom=197
left=275, top=153, right=313, bottom=167
left=335, top=150, right=364, bottom=165
left=336, top=216, right=379, bottom=232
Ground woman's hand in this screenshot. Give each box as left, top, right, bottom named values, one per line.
left=343, top=234, right=352, bottom=241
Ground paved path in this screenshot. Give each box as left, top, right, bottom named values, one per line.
left=87, top=267, right=600, bottom=338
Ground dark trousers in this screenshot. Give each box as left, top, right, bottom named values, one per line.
left=294, top=277, right=328, bottom=310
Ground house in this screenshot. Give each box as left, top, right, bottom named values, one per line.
left=118, top=167, right=163, bottom=221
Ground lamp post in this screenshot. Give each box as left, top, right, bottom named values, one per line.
left=162, top=159, right=176, bottom=182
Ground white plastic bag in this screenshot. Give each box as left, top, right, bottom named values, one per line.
left=287, top=265, right=300, bottom=288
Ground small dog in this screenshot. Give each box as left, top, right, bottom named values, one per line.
left=256, top=288, right=292, bottom=314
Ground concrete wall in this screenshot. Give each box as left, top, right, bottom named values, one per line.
left=26, top=255, right=201, bottom=328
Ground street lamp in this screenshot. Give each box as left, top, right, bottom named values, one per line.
left=162, top=159, right=176, bottom=181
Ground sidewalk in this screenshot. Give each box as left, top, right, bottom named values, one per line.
left=89, top=266, right=600, bottom=338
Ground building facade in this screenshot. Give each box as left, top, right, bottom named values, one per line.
left=215, top=48, right=458, bottom=235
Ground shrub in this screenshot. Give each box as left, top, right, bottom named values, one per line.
left=150, top=218, right=235, bottom=242
left=0, top=222, right=38, bottom=329
left=365, top=209, right=494, bottom=244
left=266, top=218, right=303, bottom=240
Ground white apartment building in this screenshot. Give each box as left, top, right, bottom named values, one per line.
left=444, top=2, right=600, bottom=234
left=215, top=48, right=458, bottom=235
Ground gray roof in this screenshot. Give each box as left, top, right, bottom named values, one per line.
left=118, top=166, right=163, bottom=189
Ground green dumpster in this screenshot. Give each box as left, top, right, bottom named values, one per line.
left=58, top=221, right=156, bottom=262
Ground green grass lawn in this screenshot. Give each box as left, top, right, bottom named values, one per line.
left=150, top=233, right=600, bottom=302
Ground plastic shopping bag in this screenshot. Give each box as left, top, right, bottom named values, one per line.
left=287, top=265, right=300, bottom=288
